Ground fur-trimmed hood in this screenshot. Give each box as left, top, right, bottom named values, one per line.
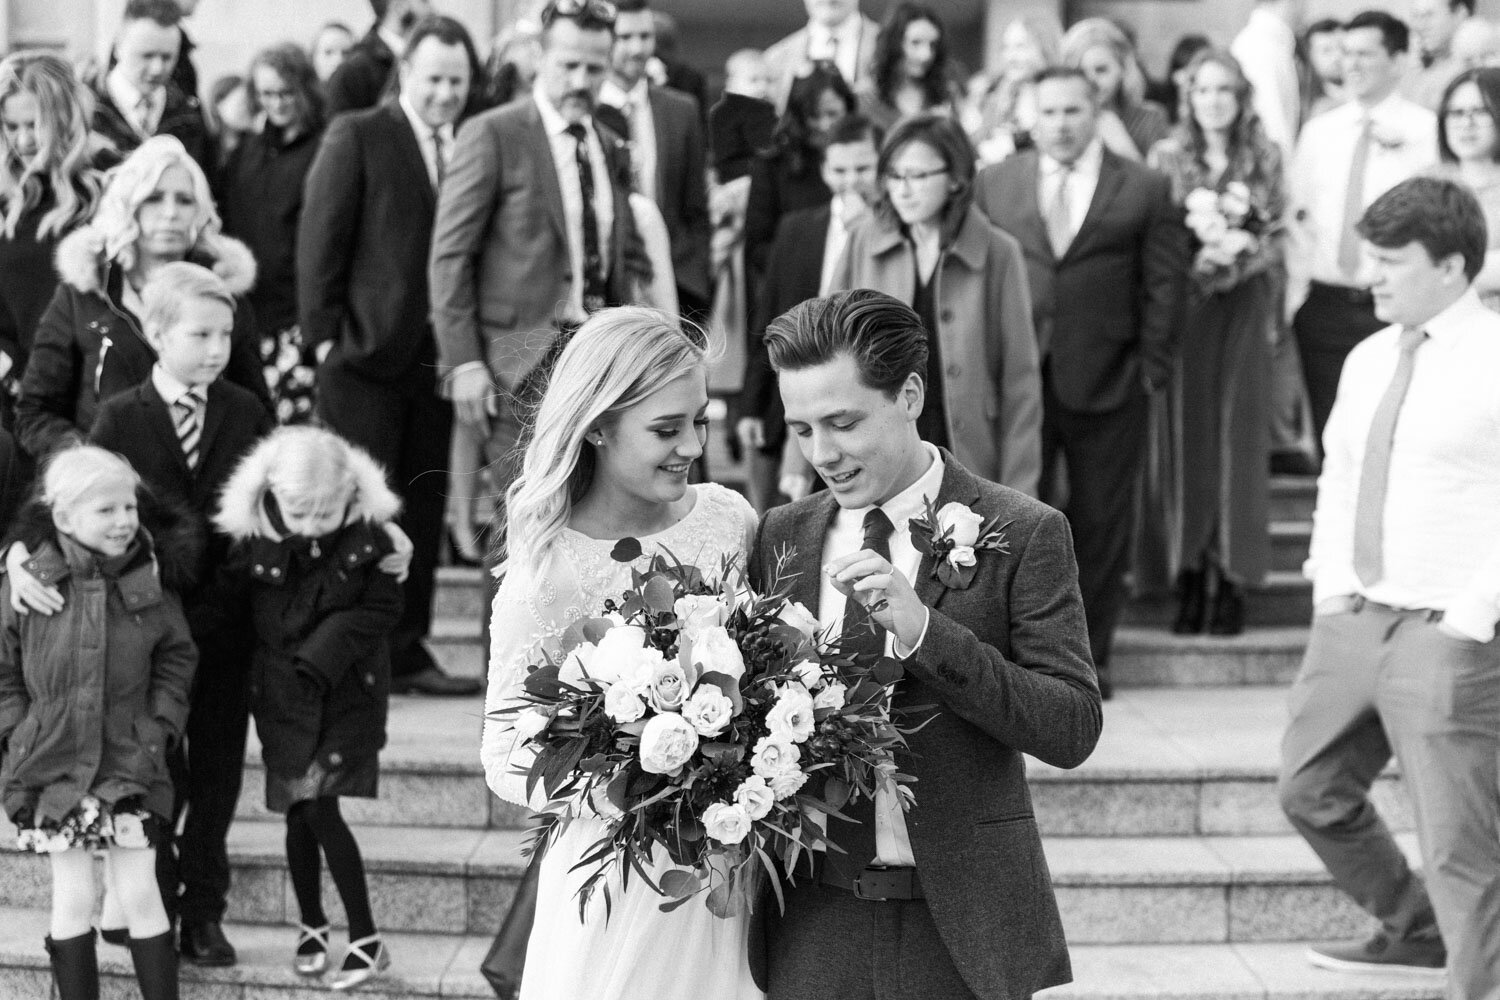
left=53, top=224, right=257, bottom=298
left=213, top=435, right=402, bottom=543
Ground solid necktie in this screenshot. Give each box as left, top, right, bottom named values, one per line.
left=431, top=128, right=447, bottom=187
left=565, top=122, right=608, bottom=312
left=1352, top=326, right=1427, bottom=587
left=174, top=389, right=204, bottom=472
left=824, top=506, right=897, bottom=887
left=1338, top=117, right=1374, bottom=279
left=1046, top=163, right=1075, bottom=258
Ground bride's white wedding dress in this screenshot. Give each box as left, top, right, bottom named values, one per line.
left=482, top=483, right=765, bottom=1000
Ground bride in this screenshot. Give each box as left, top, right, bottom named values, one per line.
left=481, top=307, right=762, bottom=1000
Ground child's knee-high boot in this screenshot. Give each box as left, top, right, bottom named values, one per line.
left=44, top=930, right=99, bottom=1000
left=127, top=931, right=179, bottom=1000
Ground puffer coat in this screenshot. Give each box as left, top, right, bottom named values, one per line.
left=0, top=527, right=198, bottom=824
left=212, top=437, right=403, bottom=795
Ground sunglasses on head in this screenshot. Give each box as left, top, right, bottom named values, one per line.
left=541, top=0, right=617, bottom=28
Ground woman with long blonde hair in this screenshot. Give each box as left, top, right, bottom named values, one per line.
left=0, top=52, right=108, bottom=412
left=15, top=134, right=272, bottom=459
left=481, top=306, right=761, bottom=1000
left=1061, top=18, right=1171, bottom=161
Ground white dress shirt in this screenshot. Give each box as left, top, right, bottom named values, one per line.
left=398, top=95, right=455, bottom=190
left=807, top=14, right=865, bottom=87
left=532, top=83, right=616, bottom=324
left=1231, top=6, right=1301, bottom=155
left=151, top=363, right=204, bottom=410
left=598, top=78, right=657, bottom=202
left=106, top=66, right=163, bottom=138
left=1305, top=289, right=1500, bottom=640
left=818, top=443, right=943, bottom=866
left=1038, top=138, right=1104, bottom=244
left=818, top=200, right=854, bottom=297
left=1286, top=93, right=1437, bottom=307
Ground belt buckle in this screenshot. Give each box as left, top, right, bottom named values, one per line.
left=853, top=865, right=915, bottom=901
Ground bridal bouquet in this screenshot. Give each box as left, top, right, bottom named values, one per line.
left=492, top=541, right=924, bottom=919
left=1184, top=182, right=1266, bottom=293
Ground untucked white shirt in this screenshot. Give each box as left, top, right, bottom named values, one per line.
left=599, top=77, right=658, bottom=202
left=818, top=443, right=943, bottom=866
left=532, top=84, right=615, bottom=323
left=1286, top=93, right=1437, bottom=307
left=1038, top=139, right=1104, bottom=247
left=1305, top=289, right=1500, bottom=640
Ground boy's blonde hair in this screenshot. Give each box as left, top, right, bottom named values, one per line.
left=141, top=261, right=236, bottom=337
left=261, top=426, right=360, bottom=508
left=42, top=445, right=140, bottom=516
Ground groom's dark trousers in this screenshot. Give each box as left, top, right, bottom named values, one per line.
left=750, top=453, right=1102, bottom=1000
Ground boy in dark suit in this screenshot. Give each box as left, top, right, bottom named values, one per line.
left=90, top=262, right=273, bottom=966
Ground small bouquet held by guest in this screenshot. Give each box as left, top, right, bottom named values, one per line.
left=492, top=542, right=926, bottom=919
left=1184, top=181, right=1266, bottom=294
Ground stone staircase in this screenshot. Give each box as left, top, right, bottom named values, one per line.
left=0, top=475, right=1447, bottom=997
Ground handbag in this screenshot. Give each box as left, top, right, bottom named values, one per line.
left=480, top=849, right=543, bottom=999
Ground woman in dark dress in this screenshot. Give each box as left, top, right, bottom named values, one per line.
left=1147, top=49, right=1283, bottom=636
left=0, top=53, right=108, bottom=427
left=857, top=3, right=960, bottom=132
left=220, top=43, right=327, bottom=424
left=744, top=65, right=856, bottom=284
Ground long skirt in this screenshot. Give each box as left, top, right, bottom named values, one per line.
left=1177, top=272, right=1273, bottom=586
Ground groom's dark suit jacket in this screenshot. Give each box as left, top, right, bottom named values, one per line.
left=750, top=453, right=1102, bottom=1000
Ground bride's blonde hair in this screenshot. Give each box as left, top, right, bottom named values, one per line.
left=505, top=307, right=708, bottom=575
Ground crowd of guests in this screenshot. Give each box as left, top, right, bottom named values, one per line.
left=0, top=0, right=1499, bottom=995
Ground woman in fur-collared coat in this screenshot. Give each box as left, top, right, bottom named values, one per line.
left=14, top=135, right=271, bottom=461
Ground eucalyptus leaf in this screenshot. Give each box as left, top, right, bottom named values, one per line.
left=611, top=537, right=643, bottom=562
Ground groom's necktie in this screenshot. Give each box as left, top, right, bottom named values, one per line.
left=822, top=507, right=895, bottom=889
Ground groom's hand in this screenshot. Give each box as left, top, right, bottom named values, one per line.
left=825, top=550, right=927, bottom=651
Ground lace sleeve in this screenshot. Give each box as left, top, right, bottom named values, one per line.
left=480, top=554, right=584, bottom=807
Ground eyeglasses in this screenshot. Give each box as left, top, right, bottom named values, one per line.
left=1444, top=107, right=1492, bottom=125
left=883, top=166, right=948, bottom=188
left=541, top=0, right=617, bottom=28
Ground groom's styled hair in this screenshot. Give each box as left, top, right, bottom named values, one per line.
left=764, top=289, right=929, bottom=397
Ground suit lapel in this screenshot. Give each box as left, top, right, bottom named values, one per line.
left=142, top=385, right=191, bottom=480
left=197, top=381, right=229, bottom=474
left=785, top=493, right=840, bottom=617
left=1014, top=152, right=1055, bottom=265
left=524, top=100, right=569, bottom=244
left=1068, top=150, right=1126, bottom=260
left=647, top=87, right=670, bottom=198
left=386, top=103, right=436, bottom=214
left=912, top=452, right=984, bottom=609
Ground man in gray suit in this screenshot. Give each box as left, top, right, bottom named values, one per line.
left=752, top=289, right=1102, bottom=1000
left=429, top=0, right=637, bottom=471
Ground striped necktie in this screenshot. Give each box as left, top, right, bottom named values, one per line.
left=174, top=389, right=204, bottom=472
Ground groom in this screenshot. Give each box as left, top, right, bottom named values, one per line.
left=750, top=289, right=1102, bottom=999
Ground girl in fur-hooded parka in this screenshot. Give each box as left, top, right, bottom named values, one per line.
left=213, top=425, right=401, bottom=988
left=0, top=446, right=198, bottom=1000
left=13, top=135, right=272, bottom=461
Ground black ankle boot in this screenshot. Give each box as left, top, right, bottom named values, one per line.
left=45, top=930, right=99, bottom=1000
left=128, top=931, right=179, bottom=1000
left=1209, top=579, right=1245, bottom=636
left=1171, top=569, right=1207, bottom=634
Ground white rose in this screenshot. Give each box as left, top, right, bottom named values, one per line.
left=776, top=600, right=820, bottom=638
left=1184, top=187, right=1220, bottom=215
left=639, top=712, right=701, bottom=774
left=751, top=736, right=800, bottom=780
left=702, top=802, right=752, bottom=845
left=618, top=645, right=667, bottom=694
left=768, top=768, right=809, bottom=800
left=558, top=643, right=596, bottom=685
left=692, top=625, right=746, bottom=680
left=765, top=685, right=816, bottom=744
left=674, top=594, right=727, bottom=641
left=947, top=545, right=977, bottom=568
left=1196, top=212, right=1229, bottom=245
left=591, top=625, right=647, bottom=685
left=681, top=684, right=734, bottom=736
left=733, top=775, right=776, bottom=820
left=813, top=680, right=848, bottom=710
left=1220, top=182, right=1251, bottom=218
left=605, top=683, right=647, bottom=724
left=111, top=813, right=149, bottom=850
left=512, top=708, right=552, bottom=741
left=647, top=660, right=689, bottom=712
left=935, top=502, right=984, bottom=548
left=790, top=659, right=824, bottom=689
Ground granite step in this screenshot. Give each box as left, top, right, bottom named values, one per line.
left=1123, top=572, right=1312, bottom=629
left=1269, top=476, right=1317, bottom=523
left=1111, top=628, right=1306, bottom=688
left=0, top=819, right=1422, bottom=944
left=0, top=909, right=1444, bottom=1000
left=1270, top=520, right=1312, bottom=575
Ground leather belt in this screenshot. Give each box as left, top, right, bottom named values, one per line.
left=824, top=864, right=925, bottom=901
left=1322, top=593, right=1443, bottom=622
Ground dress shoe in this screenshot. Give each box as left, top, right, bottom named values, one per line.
left=1208, top=580, right=1245, bottom=636
left=178, top=920, right=236, bottom=967
left=330, top=933, right=391, bottom=991
left=1171, top=569, right=1207, bottom=634
left=1096, top=665, right=1114, bottom=701
left=391, top=665, right=482, bottom=696
left=1306, top=932, right=1445, bottom=976
left=293, top=923, right=330, bottom=977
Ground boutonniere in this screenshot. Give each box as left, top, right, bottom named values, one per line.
left=908, top=498, right=1011, bottom=590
